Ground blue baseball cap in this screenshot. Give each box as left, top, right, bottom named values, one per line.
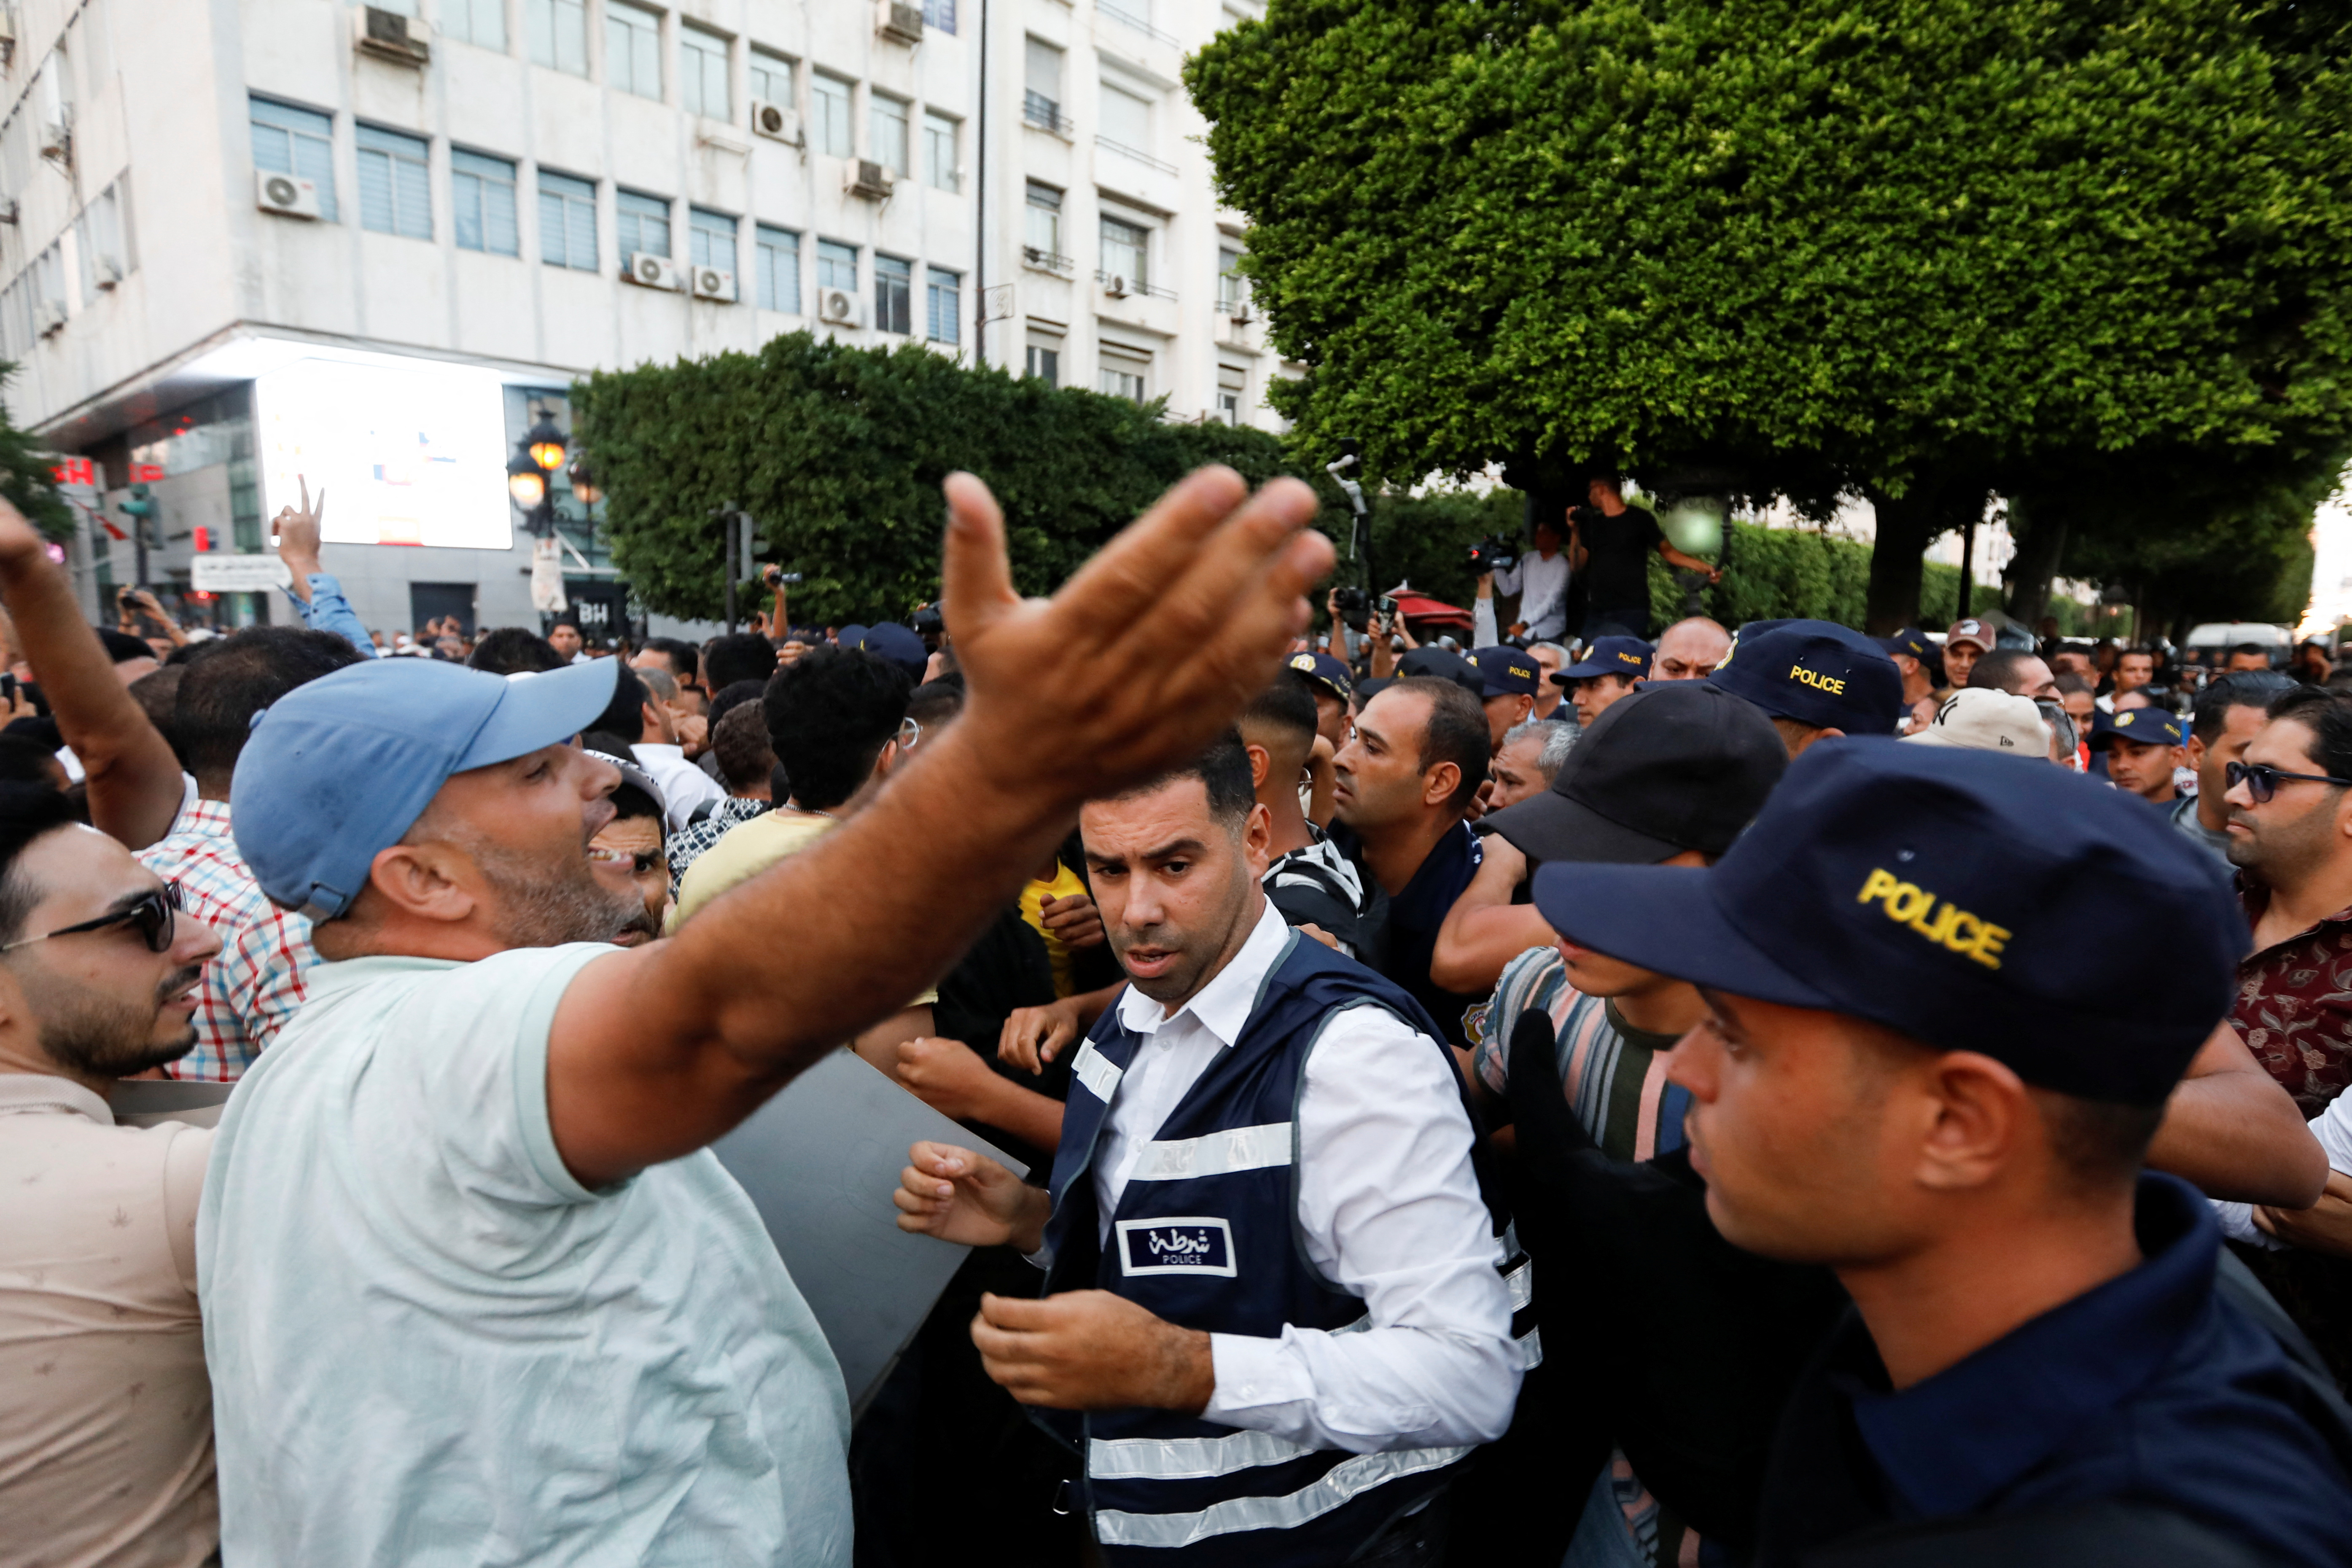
left=1398, top=646, right=1486, bottom=697
left=1877, top=627, right=1932, bottom=662
left=1286, top=651, right=1354, bottom=702
left=844, top=621, right=929, bottom=681
left=2090, top=707, right=2187, bottom=750
left=232, top=657, right=621, bottom=920
left=1708, top=619, right=1903, bottom=735
left=1468, top=645, right=1542, bottom=699
left=1554, top=636, right=1653, bottom=683
left=1530, top=739, right=2242, bottom=1104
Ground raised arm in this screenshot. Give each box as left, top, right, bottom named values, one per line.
left=547, top=467, right=1332, bottom=1185
left=0, top=500, right=183, bottom=847
left=274, top=479, right=377, bottom=657
left=2148, top=1022, right=2327, bottom=1207
left=1431, top=831, right=1554, bottom=994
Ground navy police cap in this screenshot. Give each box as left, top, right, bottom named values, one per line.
left=1553, top=635, right=1653, bottom=683
left=1468, top=645, right=1542, bottom=699
left=2090, top=707, right=2188, bottom=750
left=1530, top=738, right=2242, bottom=1105
left=1708, top=619, right=1904, bottom=735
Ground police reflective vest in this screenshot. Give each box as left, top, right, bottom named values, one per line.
left=1040, top=931, right=1535, bottom=1563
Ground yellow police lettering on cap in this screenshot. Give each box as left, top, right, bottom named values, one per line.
left=1619, top=651, right=1642, bottom=665
left=1856, top=867, right=2007, bottom=971
left=1790, top=664, right=1846, bottom=696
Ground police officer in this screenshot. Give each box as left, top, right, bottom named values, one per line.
left=1528, top=740, right=2352, bottom=1564
left=1707, top=619, right=1905, bottom=756
left=896, top=732, right=1528, bottom=1564
left=1467, top=644, right=1542, bottom=752
left=2091, top=706, right=2191, bottom=805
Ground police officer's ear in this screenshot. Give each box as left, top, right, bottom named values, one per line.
left=1241, top=742, right=1272, bottom=791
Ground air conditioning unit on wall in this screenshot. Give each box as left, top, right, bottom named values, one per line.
left=876, top=0, right=924, bottom=44
left=34, top=299, right=65, bottom=336
left=751, top=100, right=803, bottom=146
left=818, top=288, right=862, bottom=327
left=256, top=169, right=322, bottom=219
left=1102, top=274, right=1130, bottom=299
left=626, top=253, right=683, bottom=290
left=845, top=160, right=893, bottom=200
left=692, top=266, right=736, bottom=302
left=355, top=5, right=431, bottom=65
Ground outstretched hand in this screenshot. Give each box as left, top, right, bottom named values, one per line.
left=939, top=467, right=1330, bottom=808
left=893, top=1140, right=1048, bottom=1252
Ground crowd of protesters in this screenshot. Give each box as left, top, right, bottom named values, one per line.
left=7, top=470, right=2352, bottom=1568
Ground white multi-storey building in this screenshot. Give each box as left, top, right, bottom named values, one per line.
left=0, top=0, right=1283, bottom=640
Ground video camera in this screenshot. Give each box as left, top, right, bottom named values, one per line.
left=1468, top=536, right=1519, bottom=576
left=1334, top=585, right=1370, bottom=631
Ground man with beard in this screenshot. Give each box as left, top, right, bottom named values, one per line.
left=896, top=733, right=1524, bottom=1564
left=194, top=464, right=1332, bottom=1565
left=584, top=754, right=670, bottom=946
left=0, top=783, right=226, bottom=1567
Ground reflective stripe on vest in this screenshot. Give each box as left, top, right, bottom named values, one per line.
left=1094, top=1444, right=1476, bottom=1550
left=1073, top=1039, right=1125, bottom=1103
left=1129, top=1122, right=1293, bottom=1183
left=1089, top=1426, right=1319, bottom=1482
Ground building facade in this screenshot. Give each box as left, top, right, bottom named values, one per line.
left=0, top=0, right=1282, bottom=641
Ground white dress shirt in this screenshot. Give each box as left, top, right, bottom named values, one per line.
left=2214, top=1094, right=2352, bottom=1248
left=1091, top=900, right=1520, bottom=1454
left=632, top=742, right=727, bottom=833
left=1493, top=547, right=1571, bottom=641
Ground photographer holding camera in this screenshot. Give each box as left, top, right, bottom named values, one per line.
left=1484, top=514, right=1571, bottom=643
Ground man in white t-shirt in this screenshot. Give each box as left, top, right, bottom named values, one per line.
left=199, top=466, right=1333, bottom=1564
left=1491, top=513, right=1572, bottom=642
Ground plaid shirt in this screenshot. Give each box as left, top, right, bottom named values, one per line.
left=135, top=799, right=317, bottom=1082
left=2234, top=881, right=2352, bottom=1117
left=664, top=796, right=772, bottom=894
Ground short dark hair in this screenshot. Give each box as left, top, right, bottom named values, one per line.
left=608, top=782, right=662, bottom=824
left=2228, top=642, right=2271, bottom=661
left=2052, top=672, right=2094, bottom=699
left=1391, top=675, right=1491, bottom=811
left=2121, top=645, right=2159, bottom=662
left=704, top=632, right=780, bottom=693
left=178, top=627, right=366, bottom=795
left=1103, top=729, right=1257, bottom=828
left=640, top=637, right=701, bottom=686
left=96, top=627, right=154, bottom=664
left=710, top=703, right=778, bottom=794
left=0, top=783, right=78, bottom=943
left=468, top=627, right=567, bottom=675
left=708, top=678, right=767, bottom=734
left=2266, top=685, right=2352, bottom=780
left=2039, top=1092, right=2167, bottom=1192
left=2191, top=671, right=2295, bottom=745
left=592, top=660, right=650, bottom=742
left=905, top=680, right=965, bottom=731
left=128, top=667, right=187, bottom=763
left=1966, top=648, right=2047, bottom=696
left=1240, top=679, right=1319, bottom=756
left=0, top=735, right=61, bottom=787
left=763, top=647, right=910, bottom=810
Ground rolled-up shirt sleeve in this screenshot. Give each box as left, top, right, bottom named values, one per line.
left=1201, top=1004, right=1520, bottom=1452
left=290, top=573, right=380, bottom=657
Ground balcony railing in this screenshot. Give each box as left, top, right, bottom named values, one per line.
left=1098, top=1, right=1179, bottom=48
left=1095, top=134, right=1177, bottom=176
left=1023, top=91, right=1074, bottom=136
left=1022, top=245, right=1076, bottom=273
left=1097, top=268, right=1177, bottom=302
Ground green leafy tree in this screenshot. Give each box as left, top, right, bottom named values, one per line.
left=0, top=364, right=72, bottom=541
left=1189, top=0, right=2352, bottom=632
left=572, top=333, right=1289, bottom=624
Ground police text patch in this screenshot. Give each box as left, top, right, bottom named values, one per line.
left=1116, top=1217, right=1238, bottom=1278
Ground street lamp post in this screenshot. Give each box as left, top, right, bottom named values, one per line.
left=507, top=409, right=569, bottom=537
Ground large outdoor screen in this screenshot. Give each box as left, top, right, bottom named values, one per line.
left=254, top=357, right=513, bottom=550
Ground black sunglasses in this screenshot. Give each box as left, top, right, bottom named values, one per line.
left=2226, top=761, right=2352, bottom=804
left=1, top=881, right=183, bottom=954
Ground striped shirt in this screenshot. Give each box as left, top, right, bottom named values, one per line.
left=135, top=799, right=317, bottom=1082
left=1464, top=945, right=1689, bottom=1163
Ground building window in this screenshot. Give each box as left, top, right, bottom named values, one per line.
left=874, top=254, right=912, bottom=334
left=1098, top=345, right=1149, bottom=403
left=1023, top=38, right=1064, bottom=132
left=356, top=124, right=431, bottom=239
left=539, top=169, right=597, bottom=269
left=1099, top=81, right=1151, bottom=156
left=923, top=0, right=956, bottom=33
left=811, top=74, right=854, bottom=157
left=452, top=149, right=520, bottom=256
left=749, top=51, right=794, bottom=111
left=1218, top=363, right=1248, bottom=425
left=606, top=0, right=662, bottom=101
left=871, top=94, right=910, bottom=176
left=926, top=268, right=960, bottom=345
left=818, top=238, right=857, bottom=293
left=1101, top=215, right=1148, bottom=289
left=444, top=0, right=506, bottom=51
left=922, top=112, right=958, bottom=192
left=1024, top=182, right=1063, bottom=266
left=1217, top=246, right=1245, bottom=310
left=1025, top=343, right=1060, bottom=386
left=74, top=182, right=129, bottom=300
left=250, top=97, right=336, bottom=222
left=617, top=189, right=670, bottom=261
left=681, top=27, right=730, bottom=120
left=688, top=207, right=736, bottom=271
left=755, top=224, right=800, bottom=312
left=526, top=0, right=588, bottom=75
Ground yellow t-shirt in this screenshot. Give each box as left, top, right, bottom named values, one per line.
left=1018, top=860, right=1090, bottom=999
left=668, top=809, right=936, bottom=1005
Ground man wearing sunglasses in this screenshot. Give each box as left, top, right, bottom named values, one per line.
left=2223, top=686, right=2352, bottom=1119
left=0, top=783, right=226, bottom=1566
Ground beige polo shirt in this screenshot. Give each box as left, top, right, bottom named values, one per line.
left=0, top=1073, right=217, bottom=1568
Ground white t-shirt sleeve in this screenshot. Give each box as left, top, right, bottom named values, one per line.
left=1203, top=1004, right=1519, bottom=1452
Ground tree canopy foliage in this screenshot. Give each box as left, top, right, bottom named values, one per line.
left=1189, top=0, right=2352, bottom=630
left=572, top=333, right=1290, bottom=625
left=0, top=364, right=71, bottom=541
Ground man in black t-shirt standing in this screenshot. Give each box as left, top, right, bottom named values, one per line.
left=1571, top=476, right=1720, bottom=640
